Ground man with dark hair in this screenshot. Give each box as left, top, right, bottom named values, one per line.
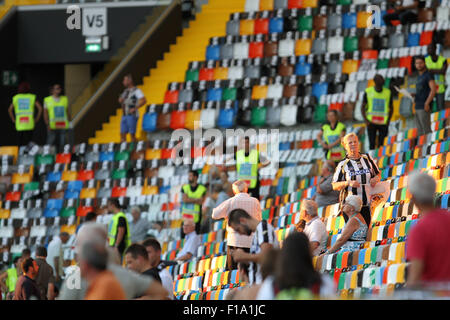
left=76, top=211, right=97, bottom=234
left=124, top=244, right=161, bottom=283
left=413, top=55, right=436, bottom=136
left=142, top=238, right=174, bottom=299
left=227, top=209, right=278, bottom=285
left=0, top=256, right=20, bottom=300
left=35, top=246, right=56, bottom=300
left=426, top=43, right=447, bottom=111
left=181, top=170, right=207, bottom=234
left=17, top=248, right=31, bottom=275
left=47, top=232, right=70, bottom=283
left=13, top=258, right=41, bottom=300
left=107, top=199, right=130, bottom=261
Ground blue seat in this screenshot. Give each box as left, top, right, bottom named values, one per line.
left=99, top=151, right=114, bottom=162
left=44, top=208, right=60, bottom=218
left=269, top=17, right=284, bottom=33
left=206, top=88, right=223, bottom=101
left=295, top=61, right=312, bottom=76
left=407, top=33, right=420, bottom=47
left=206, top=44, right=221, bottom=61
left=279, top=141, right=291, bottom=150
left=441, top=194, right=450, bottom=209
left=47, top=198, right=64, bottom=210
left=358, top=249, right=366, bottom=265
left=312, top=82, right=328, bottom=100
left=142, top=112, right=158, bottom=132
left=217, top=107, right=235, bottom=128
left=67, top=180, right=83, bottom=192
left=64, top=189, right=80, bottom=199
left=46, top=171, right=62, bottom=182
left=342, top=12, right=356, bottom=29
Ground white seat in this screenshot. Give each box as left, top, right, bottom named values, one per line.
left=280, top=104, right=298, bottom=126
left=233, top=42, right=249, bottom=60
left=0, top=226, right=14, bottom=238
left=200, top=107, right=216, bottom=129
left=437, top=6, right=449, bottom=22
left=267, top=83, right=283, bottom=99
left=278, top=38, right=295, bottom=57
left=10, top=208, right=27, bottom=219
left=327, top=36, right=344, bottom=54
left=245, top=0, right=259, bottom=12
left=227, top=66, right=244, bottom=80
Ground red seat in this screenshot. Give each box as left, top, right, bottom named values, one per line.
left=249, top=41, right=264, bottom=58
left=288, top=0, right=303, bottom=9
left=77, top=169, right=94, bottom=181
left=420, top=31, right=433, bottom=46
left=170, top=110, right=186, bottom=130
left=329, top=102, right=344, bottom=112
left=77, top=206, right=93, bottom=217
left=399, top=56, right=413, bottom=74
left=362, top=50, right=378, bottom=60
left=254, top=18, right=269, bottom=34
left=161, top=202, right=174, bottom=211
left=199, top=68, right=214, bottom=81
left=5, top=191, right=21, bottom=202
left=191, top=147, right=206, bottom=158
left=161, top=148, right=173, bottom=159
left=111, top=186, right=127, bottom=198
left=164, top=90, right=179, bottom=104
left=55, top=153, right=71, bottom=164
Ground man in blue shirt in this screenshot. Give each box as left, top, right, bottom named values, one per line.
left=412, top=56, right=436, bottom=136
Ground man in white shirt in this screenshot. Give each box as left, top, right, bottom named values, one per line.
left=46, top=232, right=70, bottom=282
left=118, top=74, right=146, bottom=143
left=143, top=238, right=174, bottom=299
left=175, top=219, right=200, bottom=262
left=212, top=180, right=262, bottom=270
left=301, top=200, right=328, bottom=256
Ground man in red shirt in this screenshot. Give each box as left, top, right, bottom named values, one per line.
left=406, top=171, right=450, bottom=287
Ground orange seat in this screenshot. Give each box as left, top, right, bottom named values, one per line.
left=142, top=185, right=158, bottom=195
left=61, top=170, right=78, bottom=181
left=302, top=0, right=317, bottom=7
left=60, top=224, right=76, bottom=235
left=12, top=173, right=32, bottom=184
left=342, top=59, right=359, bottom=74
left=185, top=109, right=201, bottom=130
left=0, top=146, right=18, bottom=164
left=259, top=0, right=273, bottom=10
left=295, top=38, right=312, bottom=56
left=240, top=19, right=255, bottom=35
left=80, top=188, right=97, bottom=199
left=0, top=209, right=10, bottom=219
left=213, top=67, right=228, bottom=80
left=357, top=11, right=372, bottom=29
left=251, top=85, right=268, bottom=100
left=145, top=148, right=162, bottom=160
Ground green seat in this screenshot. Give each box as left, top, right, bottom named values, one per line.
left=377, top=58, right=389, bottom=69
left=313, top=104, right=328, bottom=123
left=384, top=77, right=391, bottom=88
left=111, top=169, right=127, bottom=180
left=250, top=106, right=267, bottom=127
left=24, top=181, right=40, bottom=191
left=35, top=154, right=55, bottom=165
left=336, top=252, right=343, bottom=268
left=337, top=0, right=352, bottom=4
left=114, top=151, right=130, bottom=162
left=298, top=15, right=313, bottom=32
left=60, top=207, right=76, bottom=218
left=370, top=247, right=378, bottom=264
left=262, top=209, right=270, bottom=220
left=344, top=36, right=358, bottom=52
left=338, top=272, right=346, bottom=291
left=222, top=87, right=237, bottom=100
left=185, top=69, right=199, bottom=81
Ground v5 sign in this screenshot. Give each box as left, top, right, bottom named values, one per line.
left=82, top=7, right=107, bottom=36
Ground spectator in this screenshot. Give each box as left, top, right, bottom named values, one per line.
left=406, top=172, right=450, bottom=287
left=361, top=74, right=393, bottom=150
left=294, top=219, right=306, bottom=233
left=301, top=200, right=328, bottom=256
left=219, top=171, right=233, bottom=200
left=76, top=211, right=97, bottom=235
left=130, top=206, right=151, bottom=243
left=181, top=170, right=207, bottom=234
left=124, top=244, right=161, bottom=283
left=273, top=232, right=335, bottom=300
left=383, top=0, right=419, bottom=26
left=314, top=160, right=340, bottom=208
left=58, top=222, right=168, bottom=300
left=107, top=199, right=131, bottom=261
left=426, top=43, right=447, bottom=111
left=0, top=256, right=20, bottom=300
left=142, top=238, right=175, bottom=299
left=43, top=83, right=71, bottom=153
left=255, top=248, right=280, bottom=300
left=413, top=55, right=436, bottom=136
left=332, top=132, right=381, bottom=227
left=7, top=82, right=43, bottom=147
left=34, top=246, right=56, bottom=300
left=212, top=180, right=262, bottom=270
left=227, top=209, right=278, bottom=285
left=118, top=74, right=147, bottom=143
left=47, top=232, right=70, bottom=284
left=13, top=258, right=41, bottom=300
left=317, top=110, right=346, bottom=163
left=175, top=219, right=201, bottom=262
left=201, top=184, right=223, bottom=234
left=80, top=242, right=125, bottom=300
left=324, top=195, right=368, bottom=254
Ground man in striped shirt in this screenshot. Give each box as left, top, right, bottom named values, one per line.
left=212, top=180, right=262, bottom=270
left=332, top=133, right=381, bottom=226
left=228, top=209, right=278, bottom=285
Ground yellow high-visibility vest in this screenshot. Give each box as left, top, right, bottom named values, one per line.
left=236, top=149, right=259, bottom=189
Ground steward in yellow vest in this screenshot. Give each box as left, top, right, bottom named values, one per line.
left=107, top=199, right=131, bottom=261
left=317, top=110, right=347, bottom=163
left=44, top=84, right=71, bottom=152
left=181, top=170, right=207, bottom=234
left=426, top=43, right=447, bottom=111
left=0, top=256, right=20, bottom=300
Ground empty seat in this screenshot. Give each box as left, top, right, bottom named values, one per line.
left=233, top=41, right=249, bottom=59
left=342, top=12, right=356, bottom=29
left=269, top=16, right=284, bottom=33
left=254, top=17, right=269, bottom=34
left=328, top=35, right=344, bottom=54
left=278, top=33, right=295, bottom=57
left=240, top=19, right=255, bottom=36
left=295, top=38, right=311, bottom=56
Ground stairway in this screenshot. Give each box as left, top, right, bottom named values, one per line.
left=89, top=0, right=245, bottom=144
left=0, top=0, right=55, bottom=20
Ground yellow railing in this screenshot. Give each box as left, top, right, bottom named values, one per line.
left=0, top=0, right=56, bottom=19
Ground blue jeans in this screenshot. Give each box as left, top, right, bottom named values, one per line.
left=121, top=115, right=138, bottom=134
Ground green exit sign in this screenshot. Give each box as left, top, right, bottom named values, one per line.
left=85, top=43, right=101, bottom=53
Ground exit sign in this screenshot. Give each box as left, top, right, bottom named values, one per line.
left=2, top=71, right=18, bottom=86
left=85, top=43, right=101, bottom=52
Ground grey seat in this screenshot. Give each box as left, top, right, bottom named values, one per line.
left=388, top=33, right=405, bottom=49
left=327, top=14, right=342, bottom=30
left=17, top=154, right=35, bottom=166
left=327, top=60, right=343, bottom=75
left=266, top=106, right=281, bottom=127
left=85, top=152, right=99, bottom=163
left=274, top=0, right=287, bottom=10
left=226, top=20, right=240, bottom=36
left=95, top=169, right=111, bottom=181
left=27, top=208, right=43, bottom=219
left=220, top=43, right=234, bottom=60
left=312, top=38, right=327, bottom=55
left=97, top=187, right=112, bottom=198
left=244, top=65, right=261, bottom=79
left=178, top=89, right=194, bottom=103
left=357, top=80, right=368, bottom=93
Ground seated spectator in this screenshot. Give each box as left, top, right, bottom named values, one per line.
left=175, top=219, right=201, bottom=262
left=406, top=172, right=450, bottom=287
left=228, top=209, right=278, bottom=285
left=271, top=232, right=335, bottom=300
left=301, top=200, right=328, bottom=256
left=130, top=206, right=151, bottom=243
left=13, top=258, right=41, bottom=300
left=383, top=0, right=419, bottom=26
left=324, top=195, right=368, bottom=254
left=124, top=244, right=162, bottom=283
left=314, top=161, right=340, bottom=208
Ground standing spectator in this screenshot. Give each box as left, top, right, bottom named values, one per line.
left=124, top=244, right=161, bottom=283
left=7, top=82, right=43, bottom=147
left=212, top=180, right=262, bottom=270
left=119, top=74, right=147, bottom=143
left=47, top=232, right=70, bottom=285
left=383, top=0, right=419, bottom=26
left=76, top=211, right=97, bottom=235
left=361, top=74, right=393, bottom=150
left=130, top=206, right=151, bottom=243
left=406, top=172, right=450, bottom=287
left=227, top=209, right=278, bottom=285
left=324, top=195, right=368, bottom=254
left=80, top=242, right=126, bottom=300
left=201, top=184, right=223, bottom=234
left=34, top=246, right=56, bottom=300
left=13, top=258, right=41, bottom=300
left=314, top=160, right=340, bottom=208
left=413, top=55, right=436, bottom=136
left=0, top=257, right=20, bottom=300
left=425, top=43, right=447, bottom=111
left=235, top=136, right=271, bottom=199
left=301, top=200, right=328, bottom=256
left=332, top=133, right=381, bottom=227
left=219, top=171, right=233, bottom=200
left=43, top=83, right=71, bottom=152
left=181, top=170, right=207, bottom=234
left=142, top=238, right=174, bottom=299
left=107, top=199, right=131, bottom=261
left=317, top=110, right=346, bottom=163
left=175, top=219, right=201, bottom=262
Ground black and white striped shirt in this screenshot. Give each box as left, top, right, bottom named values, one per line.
left=248, top=220, right=278, bottom=285
left=332, top=154, right=380, bottom=206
